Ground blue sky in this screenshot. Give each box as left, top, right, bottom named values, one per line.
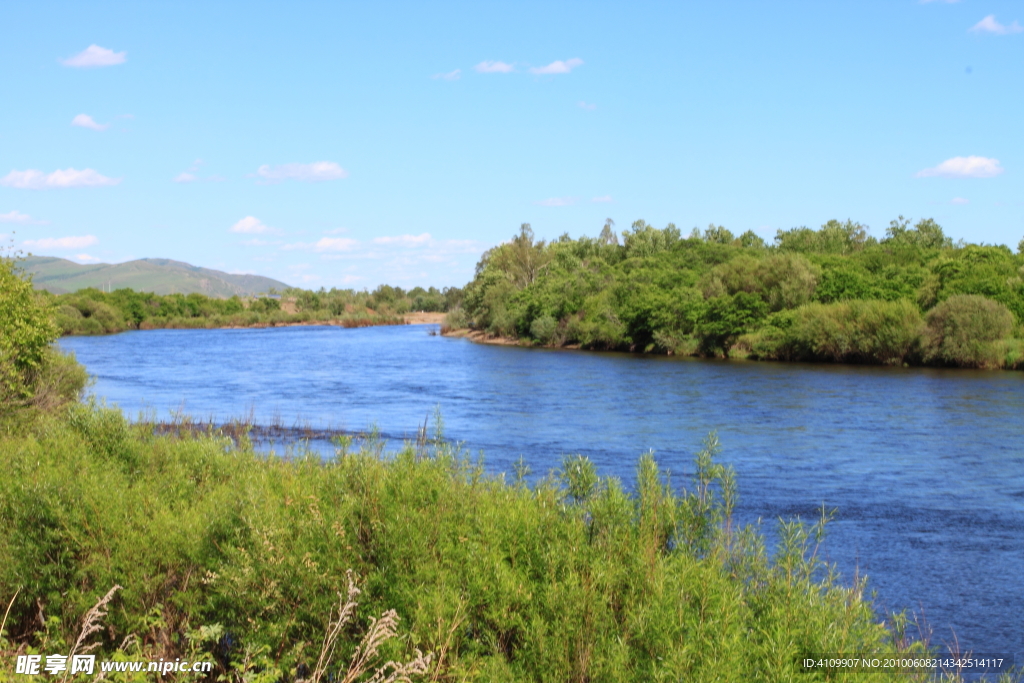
left=2, top=1, right=1022, bottom=290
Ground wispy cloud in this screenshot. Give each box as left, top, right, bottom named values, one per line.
left=314, top=237, right=359, bottom=252
left=970, top=15, right=1023, bottom=34
left=282, top=234, right=486, bottom=265
left=173, top=172, right=198, bottom=183
left=535, top=196, right=578, bottom=207
left=591, top=195, right=613, bottom=204
left=61, top=44, right=126, bottom=68
left=916, top=156, right=1004, bottom=178
left=578, top=101, right=596, bottom=111
left=530, top=58, right=583, bottom=75
left=23, top=235, right=98, bottom=250
left=432, top=69, right=461, bottom=80
left=372, top=233, right=431, bottom=247
left=0, top=210, right=46, bottom=225
left=74, top=254, right=102, bottom=263
left=255, top=161, right=348, bottom=183
left=475, top=61, right=515, bottom=73
left=71, top=114, right=109, bottom=131
left=230, top=216, right=281, bottom=235
left=0, top=168, right=120, bottom=189
left=951, top=197, right=970, bottom=205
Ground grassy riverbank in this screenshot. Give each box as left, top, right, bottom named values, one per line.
left=1, top=404, right=964, bottom=682
left=452, top=219, right=1024, bottom=369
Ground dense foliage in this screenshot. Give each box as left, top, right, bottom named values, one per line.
left=0, top=255, right=87, bottom=425
left=48, top=284, right=462, bottom=336
left=1, top=406, right=951, bottom=682
left=456, top=219, right=1024, bottom=368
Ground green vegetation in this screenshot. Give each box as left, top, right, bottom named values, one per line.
left=1, top=405, right=956, bottom=682
left=0, top=256, right=88, bottom=429
left=2, top=249, right=1020, bottom=683
left=455, top=219, right=1024, bottom=369
left=48, top=284, right=462, bottom=336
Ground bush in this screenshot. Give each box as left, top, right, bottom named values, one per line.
left=750, top=299, right=924, bottom=365
left=923, top=295, right=1014, bottom=367
left=0, top=256, right=59, bottom=403
left=529, top=314, right=558, bottom=344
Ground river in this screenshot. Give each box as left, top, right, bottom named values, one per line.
left=60, top=323, right=1024, bottom=663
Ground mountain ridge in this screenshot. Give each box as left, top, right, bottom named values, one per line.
left=19, top=255, right=291, bottom=297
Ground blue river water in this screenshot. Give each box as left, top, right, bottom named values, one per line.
left=60, top=324, right=1024, bottom=663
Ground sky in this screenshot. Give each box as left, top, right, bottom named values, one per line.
left=1, top=1, right=1022, bottom=290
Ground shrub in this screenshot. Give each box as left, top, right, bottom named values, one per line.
left=923, top=294, right=1014, bottom=367
left=529, top=314, right=558, bottom=344
left=751, top=299, right=924, bottom=365
left=0, top=256, right=59, bottom=403
left=701, top=253, right=820, bottom=312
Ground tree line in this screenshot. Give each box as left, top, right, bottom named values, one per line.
left=452, top=218, right=1024, bottom=368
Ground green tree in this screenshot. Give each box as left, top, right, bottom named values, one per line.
left=884, top=216, right=952, bottom=249
left=1, top=254, right=59, bottom=402
left=696, top=292, right=767, bottom=356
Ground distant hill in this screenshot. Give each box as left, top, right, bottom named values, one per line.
left=19, top=255, right=291, bottom=297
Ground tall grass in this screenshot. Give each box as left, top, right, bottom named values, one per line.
left=0, top=404, right=996, bottom=681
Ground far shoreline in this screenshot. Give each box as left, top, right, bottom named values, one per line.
left=59, top=311, right=447, bottom=337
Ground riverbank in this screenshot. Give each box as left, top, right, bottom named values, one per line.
left=57, top=311, right=447, bottom=336
left=441, top=324, right=1024, bottom=370
left=1, top=401, right=942, bottom=682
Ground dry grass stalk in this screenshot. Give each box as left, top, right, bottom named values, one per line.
left=62, top=585, right=122, bottom=682
left=310, top=570, right=361, bottom=683
left=307, top=571, right=432, bottom=683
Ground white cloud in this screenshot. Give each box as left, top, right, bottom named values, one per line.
left=951, top=197, right=970, bottom=205
left=230, top=216, right=280, bottom=235
left=23, top=235, right=98, bottom=250
left=432, top=69, right=461, bottom=80
left=578, top=101, right=596, bottom=111
left=173, top=172, right=198, bottom=183
left=591, top=195, right=613, bottom=203
left=529, top=58, right=583, bottom=75
left=372, top=233, right=431, bottom=247
left=0, top=210, right=46, bottom=224
left=475, top=61, right=515, bottom=73
left=74, top=254, right=102, bottom=263
left=61, top=44, right=126, bottom=68
left=915, top=156, right=1004, bottom=178
left=535, top=197, right=578, bottom=207
left=71, top=114, right=109, bottom=131
left=970, top=15, right=1023, bottom=34
left=255, top=161, right=348, bottom=183
left=0, top=168, right=120, bottom=189
left=314, top=237, right=359, bottom=252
